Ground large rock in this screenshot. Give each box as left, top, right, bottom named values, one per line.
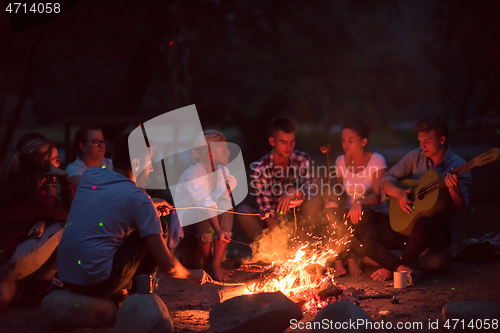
left=0, top=280, right=18, bottom=309
left=209, top=291, right=303, bottom=333
left=442, top=301, right=500, bottom=332
left=41, top=290, right=117, bottom=328
left=114, top=293, right=173, bottom=333
left=311, top=301, right=373, bottom=333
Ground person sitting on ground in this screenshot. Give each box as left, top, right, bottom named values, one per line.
left=0, top=138, right=75, bottom=308
left=355, top=117, right=472, bottom=283
left=66, top=126, right=112, bottom=188
left=15, top=132, right=46, bottom=152
left=235, top=117, right=322, bottom=242
left=330, top=120, right=388, bottom=277
left=172, top=130, right=236, bottom=282
left=57, top=134, right=211, bottom=300
left=15, top=133, right=59, bottom=197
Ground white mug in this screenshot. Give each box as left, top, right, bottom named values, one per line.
left=394, top=271, right=412, bottom=288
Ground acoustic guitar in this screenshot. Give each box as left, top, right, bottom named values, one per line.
left=389, top=148, right=500, bottom=235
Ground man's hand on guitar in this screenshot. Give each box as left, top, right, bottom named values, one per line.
left=446, top=168, right=465, bottom=208
left=347, top=199, right=363, bottom=224
left=397, top=188, right=413, bottom=214
left=445, top=168, right=460, bottom=189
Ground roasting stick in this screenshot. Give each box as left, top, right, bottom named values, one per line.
left=231, top=239, right=251, bottom=247
left=209, top=281, right=246, bottom=286
left=293, top=206, right=297, bottom=238
left=158, top=205, right=266, bottom=218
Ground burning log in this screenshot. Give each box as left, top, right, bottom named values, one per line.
left=315, top=278, right=343, bottom=301
left=218, top=285, right=250, bottom=303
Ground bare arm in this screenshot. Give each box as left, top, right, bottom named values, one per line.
left=207, top=216, right=231, bottom=242
left=383, top=179, right=412, bottom=214
left=445, top=170, right=466, bottom=208
left=347, top=169, right=386, bottom=224
left=358, top=168, right=386, bottom=206
left=144, top=234, right=210, bottom=283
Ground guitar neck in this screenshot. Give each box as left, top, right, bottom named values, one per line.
left=419, top=159, right=474, bottom=197
left=420, top=147, right=499, bottom=198
left=437, top=159, right=475, bottom=187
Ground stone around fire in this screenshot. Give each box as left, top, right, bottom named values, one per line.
left=209, top=291, right=303, bottom=333
left=41, top=290, right=117, bottom=328
left=442, top=301, right=500, bottom=333
left=312, top=301, right=373, bottom=333
left=115, top=293, right=173, bottom=333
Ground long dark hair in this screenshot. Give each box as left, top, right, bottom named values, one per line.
left=1, top=138, right=56, bottom=184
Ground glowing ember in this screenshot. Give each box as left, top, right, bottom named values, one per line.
left=236, top=213, right=355, bottom=312
left=243, top=240, right=347, bottom=312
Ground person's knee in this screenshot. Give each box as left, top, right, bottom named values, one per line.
left=352, top=220, right=376, bottom=238
left=411, top=217, right=430, bottom=236
left=235, top=203, right=256, bottom=214
left=197, top=234, right=212, bottom=245
left=219, top=210, right=234, bottom=232
left=414, top=247, right=452, bottom=273
left=195, top=222, right=214, bottom=245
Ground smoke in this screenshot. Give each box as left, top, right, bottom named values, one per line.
left=243, top=209, right=355, bottom=267
left=245, top=220, right=295, bottom=264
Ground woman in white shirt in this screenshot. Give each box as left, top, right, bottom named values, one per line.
left=66, top=126, right=113, bottom=187
left=173, top=130, right=236, bottom=282
left=333, top=120, right=387, bottom=277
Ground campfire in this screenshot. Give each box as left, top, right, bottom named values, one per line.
left=224, top=217, right=357, bottom=312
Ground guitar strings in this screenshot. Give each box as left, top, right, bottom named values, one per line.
left=418, top=160, right=472, bottom=196
left=417, top=160, right=474, bottom=199
left=415, top=149, right=496, bottom=200
left=417, top=160, right=473, bottom=198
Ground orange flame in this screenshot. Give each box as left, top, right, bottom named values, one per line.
left=238, top=215, right=354, bottom=312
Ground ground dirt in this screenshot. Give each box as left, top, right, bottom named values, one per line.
left=1, top=157, right=499, bottom=332
left=1, top=260, right=499, bottom=333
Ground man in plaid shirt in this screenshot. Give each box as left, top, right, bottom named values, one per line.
left=235, top=118, right=322, bottom=241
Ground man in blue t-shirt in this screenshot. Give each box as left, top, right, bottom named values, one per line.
left=57, top=135, right=211, bottom=297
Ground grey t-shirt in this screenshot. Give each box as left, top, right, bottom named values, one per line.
left=65, top=157, right=113, bottom=178
left=57, top=167, right=162, bottom=286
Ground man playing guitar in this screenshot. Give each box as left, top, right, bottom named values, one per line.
left=356, top=117, right=473, bottom=282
